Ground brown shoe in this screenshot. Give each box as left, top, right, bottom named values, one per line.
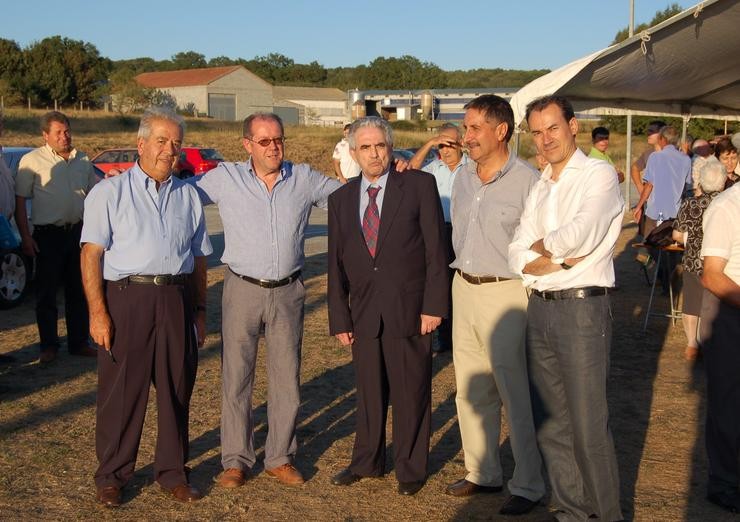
left=96, top=485, right=122, bottom=507
left=265, top=463, right=304, bottom=485
left=161, top=483, right=202, bottom=502
left=39, top=348, right=57, bottom=363
left=445, top=478, right=502, bottom=497
left=71, top=344, right=98, bottom=357
left=217, top=468, right=247, bottom=488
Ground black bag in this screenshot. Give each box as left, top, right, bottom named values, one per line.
left=645, top=219, right=676, bottom=248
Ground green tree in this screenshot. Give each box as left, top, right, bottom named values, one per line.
left=0, top=38, right=25, bottom=100
left=168, top=51, right=207, bottom=70
left=23, top=36, right=109, bottom=106
left=612, top=3, right=685, bottom=44
left=109, top=68, right=152, bottom=114
left=364, top=55, right=447, bottom=90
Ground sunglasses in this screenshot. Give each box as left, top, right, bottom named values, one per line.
left=246, top=136, right=286, bottom=147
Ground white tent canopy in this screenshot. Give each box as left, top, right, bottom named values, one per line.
left=510, top=0, right=740, bottom=127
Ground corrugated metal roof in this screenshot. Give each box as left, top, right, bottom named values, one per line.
left=274, top=86, right=346, bottom=101
left=136, top=66, right=248, bottom=88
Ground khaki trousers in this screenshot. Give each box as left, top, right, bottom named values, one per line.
left=452, top=274, right=545, bottom=501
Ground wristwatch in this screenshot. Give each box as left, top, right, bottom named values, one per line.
left=560, top=261, right=573, bottom=270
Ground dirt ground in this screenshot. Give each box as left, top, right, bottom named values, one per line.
left=1, top=207, right=736, bottom=522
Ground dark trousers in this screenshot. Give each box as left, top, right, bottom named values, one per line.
left=32, top=223, right=89, bottom=352
left=527, top=295, right=623, bottom=521
left=436, top=222, right=454, bottom=349
left=349, top=330, right=432, bottom=482
left=94, top=281, right=197, bottom=490
left=700, top=290, right=740, bottom=497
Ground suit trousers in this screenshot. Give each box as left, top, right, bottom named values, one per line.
left=94, top=281, right=197, bottom=490
left=220, top=269, right=304, bottom=471
left=349, top=330, right=432, bottom=483
left=527, top=294, right=622, bottom=522
left=452, top=275, right=544, bottom=500
left=436, top=222, right=454, bottom=349
left=700, top=290, right=740, bottom=497
left=32, top=223, right=89, bottom=352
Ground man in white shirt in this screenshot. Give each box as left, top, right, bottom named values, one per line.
left=700, top=182, right=740, bottom=514
left=333, top=124, right=361, bottom=183
left=509, top=95, right=624, bottom=522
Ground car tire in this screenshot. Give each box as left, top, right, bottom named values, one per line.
left=0, top=248, right=31, bottom=309
left=178, top=170, right=194, bottom=179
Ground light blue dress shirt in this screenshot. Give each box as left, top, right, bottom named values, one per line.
left=359, top=170, right=390, bottom=225
left=81, top=164, right=213, bottom=281
left=422, top=155, right=469, bottom=223
left=643, top=144, right=692, bottom=220
left=192, top=159, right=341, bottom=280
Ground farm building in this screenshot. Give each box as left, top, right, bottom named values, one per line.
left=273, top=86, right=349, bottom=126
left=135, top=66, right=273, bottom=121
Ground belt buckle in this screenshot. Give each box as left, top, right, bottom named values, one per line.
left=574, top=289, right=586, bottom=299
left=153, top=275, right=167, bottom=286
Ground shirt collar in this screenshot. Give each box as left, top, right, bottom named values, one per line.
left=43, top=143, right=78, bottom=161
left=131, top=161, right=173, bottom=190
left=246, top=158, right=292, bottom=181
left=360, top=168, right=390, bottom=193
left=541, top=148, right=588, bottom=183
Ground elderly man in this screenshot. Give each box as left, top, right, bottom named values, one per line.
left=327, top=116, right=448, bottom=496
left=410, top=122, right=469, bottom=352
left=81, top=107, right=212, bottom=507
left=633, top=125, right=692, bottom=237
left=191, top=113, right=341, bottom=488
left=509, top=95, right=624, bottom=521
left=333, top=123, right=361, bottom=183
left=700, top=181, right=740, bottom=514
left=15, top=111, right=98, bottom=363
left=444, top=95, right=544, bottom=516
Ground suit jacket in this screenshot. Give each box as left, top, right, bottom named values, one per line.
left=328, top=169, right=449, bottom=339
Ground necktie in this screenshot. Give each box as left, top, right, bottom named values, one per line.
left=362, top=186, right=381, bottom=257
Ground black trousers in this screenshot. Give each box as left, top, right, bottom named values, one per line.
left=32, top=223, right=89, bottom=351
left=701, top=290, right=740, bottom=497
left=349, top=330, right=432, bottom=483
left=94, top=281, right=197, bottom=490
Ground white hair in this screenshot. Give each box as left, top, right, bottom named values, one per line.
left=348, top=116, right=393, bottom=150
left=699, top=156, right=727, bottom=193
left=138, top=106, right=185, bottom=139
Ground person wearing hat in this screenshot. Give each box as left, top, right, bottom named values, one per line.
left=588, top=127, right=624, bottom=183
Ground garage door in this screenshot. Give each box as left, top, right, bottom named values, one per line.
left=208, top=93, right=236, bottom=121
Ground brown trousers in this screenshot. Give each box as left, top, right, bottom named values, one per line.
left=94, top=281, right=197, bottom=490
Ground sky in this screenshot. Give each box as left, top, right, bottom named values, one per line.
left=2, top=0, right=696, bottom=71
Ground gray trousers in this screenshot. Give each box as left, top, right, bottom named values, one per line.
left=527, top=294, right=622, bottom=522
left=220, top=269, right=305, bottom=471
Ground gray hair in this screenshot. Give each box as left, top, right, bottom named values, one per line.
left=438, top=122, right=462, bottom=140
left=699, top=158, right=727, bottom=193
left=348, top=116, right=393, bottom=150
left=138, top=106, right=185, bottom=139
left=659, top=125, right=680, bottom=146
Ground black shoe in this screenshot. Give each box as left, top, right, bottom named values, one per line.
left=445, top=478, right=502, bottom=497
left=499, top=494, right=539, bottom=515
left=398, top=480, right=425, bottom=496
left=708, top=491, right=740, bottom=513
left=331, top=468, right=362, bottom=486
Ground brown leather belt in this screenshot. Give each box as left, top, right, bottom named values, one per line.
left=117, top=274, right=188, bottom=286
left=456, top=269, right=512, bottom=285
left=532, top=286, right=610, bottom=300
left=230, top=268, right=301, bottom=289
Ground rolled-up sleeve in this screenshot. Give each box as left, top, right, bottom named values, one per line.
left=543, top=164, right=623, bottom=259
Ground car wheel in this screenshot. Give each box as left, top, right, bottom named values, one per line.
left=0, top=249, right=30, bottom=309
left=178, top=170, right=194, bottom=179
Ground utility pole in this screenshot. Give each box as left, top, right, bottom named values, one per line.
left=625, top=0, right=635, bottom=206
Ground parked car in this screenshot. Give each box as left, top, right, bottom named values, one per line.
left=1, top=147, right=34, bottom=308
left=177, top=147, right=225, bottom=178
left=91, top=148, right=138, bottom=176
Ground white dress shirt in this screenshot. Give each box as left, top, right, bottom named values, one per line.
left=509, top=149, right=624, bottom=291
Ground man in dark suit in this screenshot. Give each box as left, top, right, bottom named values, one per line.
left=327, top=116, right=449, bottom=496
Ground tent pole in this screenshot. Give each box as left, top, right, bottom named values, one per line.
left=625, top=0, right=635, bottom=207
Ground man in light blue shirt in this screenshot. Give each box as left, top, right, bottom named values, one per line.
left=191, top=112, right=341, bottom=489
left=633, top=125, right=692, bottom=237
left=81, top=107, right=212, bottom=507
left=410, top=123, right=469, bottom=352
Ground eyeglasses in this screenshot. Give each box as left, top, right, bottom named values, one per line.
left=246, top=136, right=285, bottom=147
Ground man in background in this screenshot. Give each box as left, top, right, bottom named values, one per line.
left=333, top=123, right=361, bottom=183
left=15, top=111, right=98, bottom=363
left=588, top=126, right=625, bottom=183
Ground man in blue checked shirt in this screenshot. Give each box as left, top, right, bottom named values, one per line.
left=191, top=112, right=342, bottom=489
left=80, top=107, right=212, bottom=507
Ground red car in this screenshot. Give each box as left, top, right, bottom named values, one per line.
left=91, top=148, right=138, bottom=176
left=177, top=147, right=225, bottom=178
